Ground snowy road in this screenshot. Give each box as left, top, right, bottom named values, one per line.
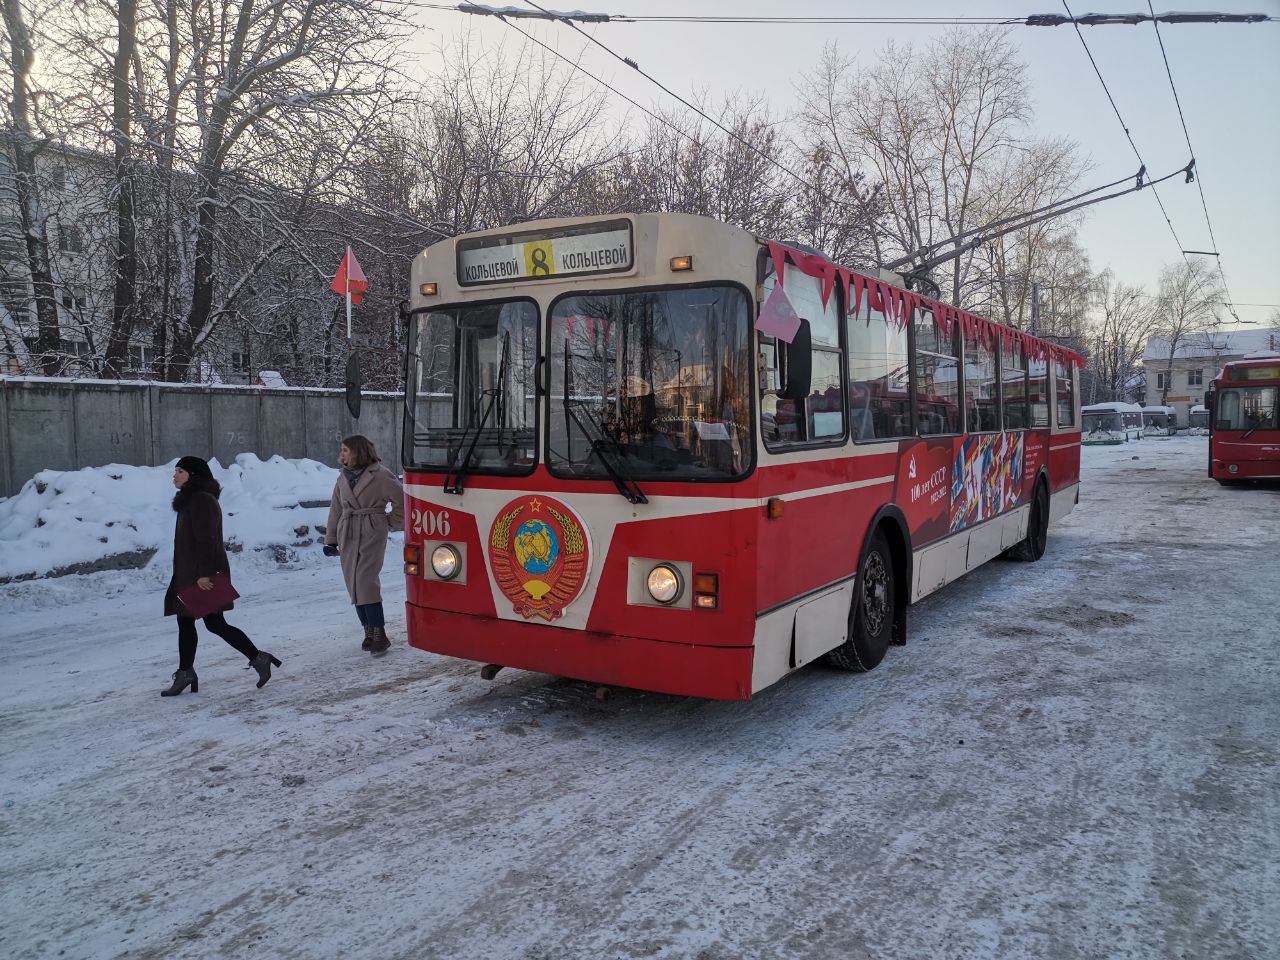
left=2, top=437, right=1277, bottom=960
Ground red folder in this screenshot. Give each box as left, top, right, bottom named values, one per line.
left=177, top=572, right=240, bottom=619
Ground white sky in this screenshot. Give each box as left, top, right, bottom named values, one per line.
left=404, top=0, right=1280, bottom=330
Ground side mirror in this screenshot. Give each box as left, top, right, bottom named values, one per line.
left=397, top=299, right=410, bottom=325
left=779, top=319, right=812, bottom=401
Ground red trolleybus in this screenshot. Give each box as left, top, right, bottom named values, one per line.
left=400, top=213, right=1083, bottom=700
left=1207, top=356, right=1280, bottom=482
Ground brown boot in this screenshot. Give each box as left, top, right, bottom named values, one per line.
left=368, top=627, right=390, bottom=656
left=361, top=625, right=375, bottom=652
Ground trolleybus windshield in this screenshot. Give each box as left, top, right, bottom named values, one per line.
left=547, top=285, right=752, bottom=481
left=1215, top=386, right=1279, bottom=433
left=405, top=299, right=539, bottom=473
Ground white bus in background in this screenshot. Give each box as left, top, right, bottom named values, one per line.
left=1142, top=405, right=1178, bottom=437
left=1081, top=402, right=1144, bottom=444
left=1188, top=404, right=1209, bottom=434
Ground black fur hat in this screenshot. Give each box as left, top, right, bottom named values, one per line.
left=175, top=456, right=213, bottom=480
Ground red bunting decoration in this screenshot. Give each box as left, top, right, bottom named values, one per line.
left=759, top=239, right=1087, bottom=367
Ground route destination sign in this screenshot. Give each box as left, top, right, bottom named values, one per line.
left=456, top=219, right=633, bottom=286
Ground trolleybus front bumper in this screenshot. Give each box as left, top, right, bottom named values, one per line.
left=406, top=603, right=755, bottom=701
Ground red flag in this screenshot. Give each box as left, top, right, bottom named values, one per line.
left=330, top=246, right=369, bottom=305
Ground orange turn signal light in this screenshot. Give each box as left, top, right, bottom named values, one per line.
left=766, top=497, right=785, bottom=520
left=420, top=281, right=438, bottom=296
left=669, top=255, right=693, bottom=272
left=693, top=572, right=719, bottom=610
left=403, top=544, right=421, bottom=575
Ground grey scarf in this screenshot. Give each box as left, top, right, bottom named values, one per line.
left=342, top=465, right=367, bottom=490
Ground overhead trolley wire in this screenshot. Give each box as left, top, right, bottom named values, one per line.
left=1144, top=0, right=1240, bottom=320
left=1061, top=0, right=1200, bottom=269
left=393, top=4, right=1277, bottom=26
left=497, top=0, right=883, bottom=233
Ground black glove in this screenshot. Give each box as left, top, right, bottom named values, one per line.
left=323, top=544, right=340, bottom=557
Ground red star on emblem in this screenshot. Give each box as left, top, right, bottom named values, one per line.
left=528, top=497, right=542, bottom=512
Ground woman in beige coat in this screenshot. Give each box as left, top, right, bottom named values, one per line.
left=324, top=435, right=405, bottom=655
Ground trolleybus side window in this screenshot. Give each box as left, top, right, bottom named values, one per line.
left=404, top=299, right=538, bottom=473
left=1054, top=360, right=1076, bottom=428
left=847, top=297, right=910, bottom=442
left=1002, top=342, right=1029, bottom=430
left=913, top=308, right=961, bottom=436
left=964, top=335, right=999, bottom=434
left=1029, top=359, right=1050, bottom=428
left=547, top=285, right=753, bottom=481
left=759, top=261, right=846, bottom=447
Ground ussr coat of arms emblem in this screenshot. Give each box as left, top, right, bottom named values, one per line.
left=488, top=496, right=591, bottom=620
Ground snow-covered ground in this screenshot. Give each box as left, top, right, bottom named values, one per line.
left=0, top=455, right=339, bottom=584
left=2, top=436, right=1277, bottom=960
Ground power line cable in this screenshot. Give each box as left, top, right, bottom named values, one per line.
left=1145, top=0, right=1240, bottom=320
left=497, top=1, right=883, bottom=238
left=391, top=3, right=1277, bottom=26
left=1061, top=0, right=1191, bottom=262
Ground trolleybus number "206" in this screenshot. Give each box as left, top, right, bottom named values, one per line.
left=410, top=507, right=451, bottom=538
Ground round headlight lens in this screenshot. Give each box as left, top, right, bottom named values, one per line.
left=431, top=544, right=460, bottom=580
left=646, top=564, right=682, bottom=604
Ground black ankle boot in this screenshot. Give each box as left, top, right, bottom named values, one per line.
left=361, top=625, right=374, bottom=651
left=161, top=669, right=198, bottom=697
left=367, top=627, right=390, bottom=656
left=250, top=651, right=282, bottom=688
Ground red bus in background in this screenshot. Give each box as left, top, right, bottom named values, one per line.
left=1207, top=356, right=1280, bottom=483
left=399, top=213, right=1083, bottom=700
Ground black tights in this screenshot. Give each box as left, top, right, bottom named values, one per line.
left=177, top=613, right=259, bottom=671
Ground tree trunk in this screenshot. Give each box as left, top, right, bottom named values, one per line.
left=102, top=0, right=138, bottom=379
left=3, top=0, right=61, bottom=375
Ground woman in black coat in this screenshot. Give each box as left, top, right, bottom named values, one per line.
left=160, top=456, right=280, bottom=697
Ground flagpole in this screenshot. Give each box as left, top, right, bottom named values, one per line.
left=345, top=246, right=353, bottom=340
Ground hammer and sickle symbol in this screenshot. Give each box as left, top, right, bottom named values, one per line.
left=530, top=247, right=552, bottom=276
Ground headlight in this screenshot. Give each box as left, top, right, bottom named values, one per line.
left=431, top=544, right=461, bottom=580
left=646, top=563, right=683, bottom=604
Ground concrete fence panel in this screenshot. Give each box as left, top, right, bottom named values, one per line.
left=154, top=388, right=214, bottom=466
left=6, top=383, right=78, bottom=479
left=208, top=392, right=261, bottom=467
left=258, top=392, right=308, bottom=462
left=72, top=383, right=147, bottom=470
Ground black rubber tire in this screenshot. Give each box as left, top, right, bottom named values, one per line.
left=1008, top=480, right=1049, bottom=562
left=827, top=529, right=895, bottom=673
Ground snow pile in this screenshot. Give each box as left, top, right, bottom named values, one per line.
left=0, top=454, right=339, bottom=582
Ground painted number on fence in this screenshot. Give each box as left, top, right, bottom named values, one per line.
left=412, top=507, right=451, bottom=538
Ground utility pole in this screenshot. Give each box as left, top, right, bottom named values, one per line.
left=1030, top=283, right=1040, bottom=335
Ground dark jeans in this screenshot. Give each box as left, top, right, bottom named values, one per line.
left=177, top=613, right=259, bottom=671
left=355, top=602, right=385, bottom=628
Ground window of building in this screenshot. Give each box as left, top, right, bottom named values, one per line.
left=57, top=225, right=84, bottom=255
left=760, top=259, right=846, bottom=446
left=128, top=344, right=155, bottom=372
left=60, top=288, right=85, bottom=315
left=231, top=350, right=252, bottom=375
left=1156, top=371, right=1169, bottom=390
left=964, top=336, right=1000, bottom=433
left=1002, top=342, right=1029, bottom=430
left=913, top=309, right=961, bottom=435
left=1187, top=368, right=1203, bottom=387
left=65, top=340, right=92, bottom=359
left=1029, top=359, right=1050, bottom=428
left=1054, top=360, right=1076, bottom=428
left=847, top=298, right=910, bottom=441
left=1, top=275, right=29, bottom=320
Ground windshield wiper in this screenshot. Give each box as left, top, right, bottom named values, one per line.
left=444, top=333, right=510, bottom=495
left=564, top=402, right=648, bottom=504
left=562, top=340, right=647, bottom=504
